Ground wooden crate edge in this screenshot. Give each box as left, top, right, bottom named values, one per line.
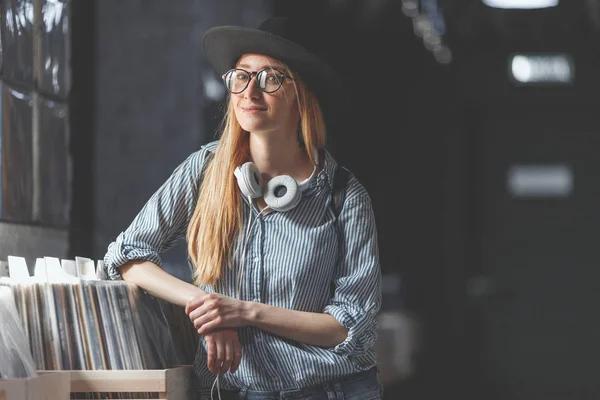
left=38, top=366, right=193, bottom=395
left=0, top=373, right=69, bottom=400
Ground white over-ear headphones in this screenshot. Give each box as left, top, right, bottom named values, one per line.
left=233, top=148, right=319, bottom=212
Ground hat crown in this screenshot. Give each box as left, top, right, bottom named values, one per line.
left=256, top=17, right=309, bottom=53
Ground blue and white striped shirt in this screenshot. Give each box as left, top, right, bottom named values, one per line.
left=104, top=140, right=382, bottom=391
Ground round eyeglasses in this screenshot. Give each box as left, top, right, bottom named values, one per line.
left=222, top=67, right=293, bottom=94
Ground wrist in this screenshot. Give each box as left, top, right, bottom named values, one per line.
left=183, top=286, right=206, bottom=304
left=242, top=300, right=260, bottom=325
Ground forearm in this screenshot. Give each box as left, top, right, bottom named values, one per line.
left=244, top=302, right=348, bottom=348
left=120, top=260, right=206, bottom=307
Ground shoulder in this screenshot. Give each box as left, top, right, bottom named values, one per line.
left=200, top=140, right=219, bottom=154
left=344, top=172, right=371, bottom=204
left=185, top=140, right=219, bottom=177
left=324, top=149, right=371, bottom=205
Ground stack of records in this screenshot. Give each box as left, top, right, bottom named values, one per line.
left=0, top=285, right=38, bottom=379
left=0, top=256, right=199, bottom=398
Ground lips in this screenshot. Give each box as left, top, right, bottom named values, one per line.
left=241, top=105, right=267, bottom=112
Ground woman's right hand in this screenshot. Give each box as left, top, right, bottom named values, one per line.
left=203, top=328, right=242, bottom=375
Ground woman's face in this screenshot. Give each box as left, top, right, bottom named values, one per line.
left=231, top=54, right=298, bottom=136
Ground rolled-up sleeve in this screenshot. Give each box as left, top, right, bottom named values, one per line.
left=103, top=149, right=209, bottom=280
left=323, top=194, right=382, bottom=358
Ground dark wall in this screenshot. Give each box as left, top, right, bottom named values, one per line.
left=450, top=47, right=600, bottom=399
left=440, top=1, right=600, bottom=393
left=91, top=0, right=272, bottom=280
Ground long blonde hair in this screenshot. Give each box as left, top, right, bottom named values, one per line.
left=187, top=62, right=327, bottom=286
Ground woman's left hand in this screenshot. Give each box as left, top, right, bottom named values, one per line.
left=186, top=293, right=250, bottom=335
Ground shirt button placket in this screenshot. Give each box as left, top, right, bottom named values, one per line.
left=251, top=218, right=262, bottom=303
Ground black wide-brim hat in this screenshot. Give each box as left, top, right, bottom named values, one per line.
left=203, top=17, right=345, bottom=131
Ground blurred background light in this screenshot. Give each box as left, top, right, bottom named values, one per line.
left=507, top=164, right=573, bottom=197
left=510, top=54, right=574, bottom=83
left=482, top=0, right=559, bottom=9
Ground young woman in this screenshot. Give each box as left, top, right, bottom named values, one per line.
left=104, top=16, right=382, bottom=400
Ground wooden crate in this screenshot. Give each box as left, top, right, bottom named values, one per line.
left=0, top=372, right=70, bottom=400
left=66, top=366, right=192, bottom=400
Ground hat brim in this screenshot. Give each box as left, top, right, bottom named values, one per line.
left=203, top=26, right=344, bottom=114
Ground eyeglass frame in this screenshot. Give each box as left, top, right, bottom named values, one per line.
left=221, top=67, right=294, bottom=94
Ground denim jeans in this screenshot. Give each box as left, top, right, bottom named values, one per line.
left=197, top=368, right=383, bottom=400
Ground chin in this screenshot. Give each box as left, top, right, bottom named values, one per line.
left=239, top=120, right=269, bottom=133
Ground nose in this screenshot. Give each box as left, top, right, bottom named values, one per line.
left=243, top=73, right=262, bottom=98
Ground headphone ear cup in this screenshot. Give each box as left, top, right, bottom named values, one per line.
left=234, top=162, right=263, bottom=198
left=264, top=175, right=301, bottom=212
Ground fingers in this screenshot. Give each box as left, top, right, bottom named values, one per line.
left=188, top=304, right=208, bottom=321
left=205, top=337, right=217, bottom=375
left=188, top=295, right=222, bottom=325
left=220, top=340, right=233, bottom=375
left=185, top=296, right=206, bottom=315
left=192, top=308, right=213, bottom=329
left=216, top=336, right=225, bottom=375
left=231, top=340, right=242, bottom=373
left=193, top=312, right=209, bottom=332
left=204, top=330, right=242, bottom=376
left=196, top=316, right=222, bottom=335
left=187, top=293, right=219, bottom=315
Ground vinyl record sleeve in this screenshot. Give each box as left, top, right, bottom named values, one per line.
left=66, top=283, right=87, bottom=370
left=95, top=283, right=123, bottom=370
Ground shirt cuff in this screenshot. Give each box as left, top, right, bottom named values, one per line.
left=324, top=304, right=376, bottom=357
left=103, top=240, right=162, bottom=280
